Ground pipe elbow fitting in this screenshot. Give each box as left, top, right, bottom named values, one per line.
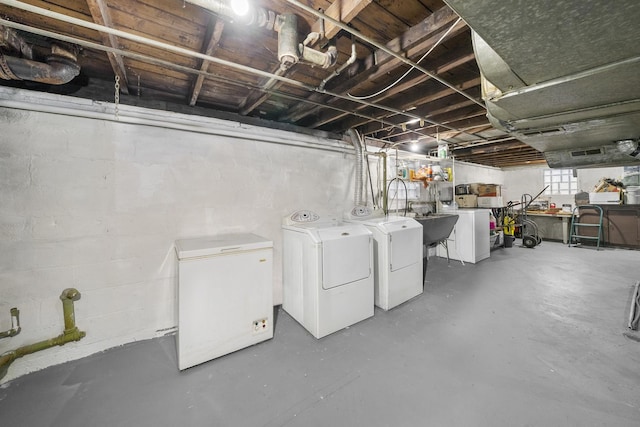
left=60, top=288, right=81, bottom=302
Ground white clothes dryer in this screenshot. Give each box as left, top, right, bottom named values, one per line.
left=282, top=210, right=374, bottom=339
left=345, top=208, right=423, bottom=310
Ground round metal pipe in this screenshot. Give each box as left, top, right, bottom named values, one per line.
left=276, top=14, right=299, bottom=67
left=2, top=54, right=79, bottom=84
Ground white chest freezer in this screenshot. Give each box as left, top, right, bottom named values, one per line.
left=175, top=233, right=273, bottom=370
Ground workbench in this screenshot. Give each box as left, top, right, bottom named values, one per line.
left=525, top=211, right=573, bottom=244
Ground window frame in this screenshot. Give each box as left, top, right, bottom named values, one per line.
left=543, top=169, right=578, bottom=195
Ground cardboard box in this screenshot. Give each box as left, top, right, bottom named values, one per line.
left=477, top=196, right=504, bottom=208
left=455, top=194, right=477, bottom=208
left=469, top=183, right=501, bottom=197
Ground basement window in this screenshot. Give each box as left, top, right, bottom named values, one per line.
left=543, top=169, right=577, bottom=195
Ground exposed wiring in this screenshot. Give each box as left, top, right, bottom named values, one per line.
left=348, top=17, right=462, bottom=101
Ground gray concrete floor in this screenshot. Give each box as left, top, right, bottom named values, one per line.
left=2, top=241, right=640, bottom=426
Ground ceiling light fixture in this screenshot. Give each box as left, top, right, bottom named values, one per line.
left=410, top=142, right=419, bottom=152
left=232, top=0, right=251, bottom=16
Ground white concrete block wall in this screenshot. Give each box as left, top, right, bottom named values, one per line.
left=0, top=95, right=355, bottom=383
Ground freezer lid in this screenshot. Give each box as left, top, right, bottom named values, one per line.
left=175, top=233, right=273, bottom=259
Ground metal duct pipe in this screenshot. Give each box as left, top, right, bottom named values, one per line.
left=0, top=288, right=86, bottom=381
left=276, top=14, right=299, bottom=68
left=184, top=0, right=276, bottom=29
left=347, top=128, right=367, bottom=206
left=0, top=26, right=79, bottom=84
left=276, top=14, right=337, bottom=69
left=0, top=52, right=80, bottom=84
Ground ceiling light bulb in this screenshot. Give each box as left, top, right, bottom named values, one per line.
left=410, top=142, right=419, bottom=152
left=232, top=0, right=250, bottom=16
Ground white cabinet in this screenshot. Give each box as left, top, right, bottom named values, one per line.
left=437, top=209, right=490, bottom=263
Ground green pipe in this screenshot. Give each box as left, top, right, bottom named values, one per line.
left=0, top=288, right=86, bottom=381
left=0, top=307, right=21, bottom=339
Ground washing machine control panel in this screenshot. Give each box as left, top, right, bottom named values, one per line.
left=287, top=210, right=320, bottom=224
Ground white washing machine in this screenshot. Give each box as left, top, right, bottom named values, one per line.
left=282, top=210, right=374, bottom=339
left=345, top=208, right=423, bottom=310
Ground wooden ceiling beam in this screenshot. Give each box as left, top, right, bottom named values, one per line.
left=312, top=0, right=373, bottom=40
left=337, top=84, right=481, bottom=133
left=314, top=74, right=480, bottom=132
left=85, top=0, right=130, bottom=94
left=281, top=5, right=461, bottom=123
left=189, top=17, right=225, bottom=107
left=359, top=100, right=484, bottom=140
left=308, top=49, right=476, bottom=129
left=241, top=1, right=372, bottom=116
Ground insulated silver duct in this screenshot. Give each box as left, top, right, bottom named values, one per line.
left=275, top=14, right=337, bottom=70
left=0, top=26, right=79, bottom=84
left=347, top=128, right=367, bottom=206
left=276, top=14, right=299, bottom=68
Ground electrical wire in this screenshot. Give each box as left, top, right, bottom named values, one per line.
left=348, top=17, right=462, bottom=100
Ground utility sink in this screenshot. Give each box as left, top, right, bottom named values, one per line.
left=415, top=213, right=459, bottom=245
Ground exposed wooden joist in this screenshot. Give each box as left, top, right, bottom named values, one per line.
left=85, top=0, right=130, bottom=94
left=311, top=50, right=477, bottom=129
left=313, top=74, right=481, bottom=134
left=189, top=17, right=225, bottom=107
left=365, top=104, right=486, bottom=142
left=311, top=0, right=373, bottom=40
left=240, top=0, right=374, bottom=116
left=281, top=5, right=461, bottom=123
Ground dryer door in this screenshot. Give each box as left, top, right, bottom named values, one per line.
left=386, top=222, right=422, bottom=271
left=318, top=226, right=371, bottom=289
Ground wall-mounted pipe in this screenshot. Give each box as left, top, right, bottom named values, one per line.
left=0, top=308, right=21, bottom=339
left=0, top=25, right=80, bottom=84
left=0, top=288, right=86, bottom=381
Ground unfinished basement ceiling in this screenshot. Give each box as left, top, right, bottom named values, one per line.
left=0, top=0, right=546, bottom=167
